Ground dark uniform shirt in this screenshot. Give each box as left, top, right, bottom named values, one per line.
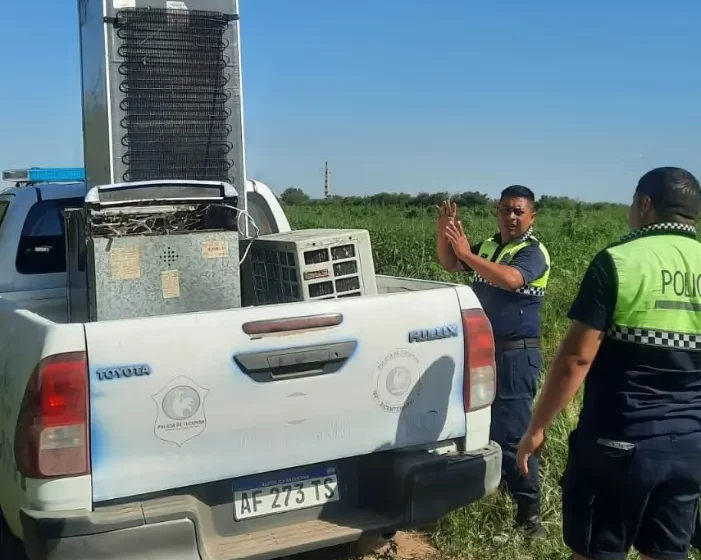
left=569, top=237, right=701, bottom=440
left=463, top=236, right=549, bottom=341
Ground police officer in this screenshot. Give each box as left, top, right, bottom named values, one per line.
left=437, top=185, right=551, bottom=536
left=517, top=166, right=701, bottom=560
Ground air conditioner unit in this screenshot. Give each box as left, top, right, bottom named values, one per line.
left=241, top=229, right=377, bottom=306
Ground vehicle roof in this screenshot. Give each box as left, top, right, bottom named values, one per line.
left=37, top=182, right=87, bottom=197
left=0, top=181, right=87, bottom=202
left=0, top=179, right=264, bottom=202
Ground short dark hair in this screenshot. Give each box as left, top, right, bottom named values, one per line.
left=500, top=185, right=535, bottom=208
left=635, top=167, right=701, bottom=224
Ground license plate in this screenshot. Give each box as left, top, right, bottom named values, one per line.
left=233, top=466, right=340, bottom=521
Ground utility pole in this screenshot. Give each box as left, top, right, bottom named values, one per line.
left=324, top=161, right=330, bottom=199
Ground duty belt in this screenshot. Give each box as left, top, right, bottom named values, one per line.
left=495, top=338, right=540, bottom=351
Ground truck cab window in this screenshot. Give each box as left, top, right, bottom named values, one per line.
left=247, top=193, right=277, bottom=235
left=16, top=197, right=84, bottom=275
left=0, top=201, right=8, bottom=230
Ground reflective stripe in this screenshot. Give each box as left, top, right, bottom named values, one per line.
left=608, top=325, right=701, bottom=351
left=473, top=274, right=546, bottom=297
left=518, top=286, right=546, bottom=296
left=617, top=222, right=697, bottom=243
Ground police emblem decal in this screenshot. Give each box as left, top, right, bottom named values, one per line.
left=372, top=349, right=422, bottom=413
left=153, top=376, right=209, bottom=446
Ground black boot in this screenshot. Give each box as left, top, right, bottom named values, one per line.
left=515, top=501, right=545, bottom=538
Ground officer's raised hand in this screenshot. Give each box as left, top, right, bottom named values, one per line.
left=436, top=199, right=457, bottom=232
left=435, top=200, right=464, bottom=272
left=445, top=220, right=472, bottom=257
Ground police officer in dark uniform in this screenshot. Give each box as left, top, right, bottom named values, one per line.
left=517, top=166, right=701, bottom=560
left=437, top=185, right=550, bottom=536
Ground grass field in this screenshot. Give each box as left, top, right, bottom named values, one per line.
left=284, top=201, right=701, bottom=560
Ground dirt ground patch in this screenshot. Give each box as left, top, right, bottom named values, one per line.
left=375, top=531, right=442, bottom=559
left=286, top=531, right=443, bottom=560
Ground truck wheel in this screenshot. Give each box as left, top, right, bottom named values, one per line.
left=0, top=513, right=27, bottom=560
left=351, top=531, right=397, bottom=556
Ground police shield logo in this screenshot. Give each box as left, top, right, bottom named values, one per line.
left=372, top=349, right=422, bottom=413
left=153, top=376, right=208, bottom=447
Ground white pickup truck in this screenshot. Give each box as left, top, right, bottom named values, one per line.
left=0, top=175, right=501, bottom=560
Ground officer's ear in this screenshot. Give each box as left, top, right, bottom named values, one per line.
left=637, top=194, right=654, bottom=218
left=528, top=200, right=537, bottom=219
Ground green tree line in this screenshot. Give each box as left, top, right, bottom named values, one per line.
left=278, top=187, right=626, bottom=212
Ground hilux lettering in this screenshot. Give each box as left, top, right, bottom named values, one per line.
left=408, top=324, right=460, bottom=343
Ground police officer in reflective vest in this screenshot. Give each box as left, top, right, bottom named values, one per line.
left=437, top=185, right=550, bottom=536
left=517, top=166, right=701, bottom=560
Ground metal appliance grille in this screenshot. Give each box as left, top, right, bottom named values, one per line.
left=241, top=230, right=378, bottom=305
left=115, top=8, right=236, bottom=184
left=251, top=249, right=300, bottom=304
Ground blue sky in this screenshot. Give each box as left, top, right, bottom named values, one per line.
left=1, top=0, right=700, bottom=202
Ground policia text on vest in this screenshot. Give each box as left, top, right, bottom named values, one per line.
left=436, top=187, right=550, bottom=537
left=660, top=269, right=701, bottom=301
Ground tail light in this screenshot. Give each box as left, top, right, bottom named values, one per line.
left=462, top=309, right=496, bottom=412
left=14, top=352, right=90, bottom=479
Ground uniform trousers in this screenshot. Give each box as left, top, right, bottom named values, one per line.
left=490, top=343, right=542, bottom=509
left=562, top=429, right=701, bottom=560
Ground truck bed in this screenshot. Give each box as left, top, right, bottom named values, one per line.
left=0, top=275, right=466, bottom=324
left=0, top=275, right=484, bottom=504
left=376, top=275, right=465, bottom=293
